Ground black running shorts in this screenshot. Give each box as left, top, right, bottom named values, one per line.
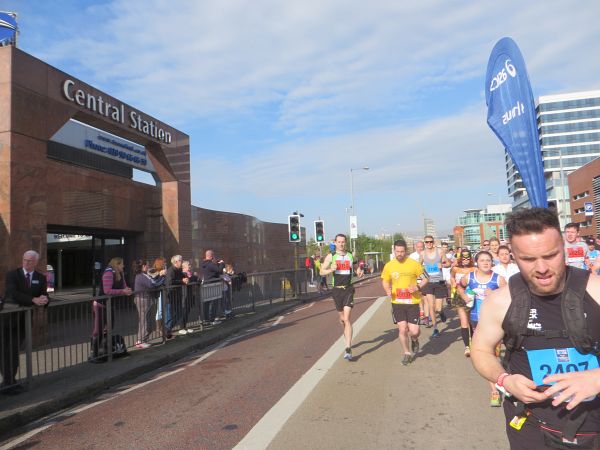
left=420, top=281, right=447, bottom=298
left=331, top=286, right=354, bottom=311
left=391, top=304, right=420, bottom=325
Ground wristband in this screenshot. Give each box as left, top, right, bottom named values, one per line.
left=496, top=372, right=511, bottom=387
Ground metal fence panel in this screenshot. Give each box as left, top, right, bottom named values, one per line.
left=0, top=269, right=309, bottom=385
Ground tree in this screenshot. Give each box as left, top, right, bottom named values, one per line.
left=352, top=232, right=405, bottom=262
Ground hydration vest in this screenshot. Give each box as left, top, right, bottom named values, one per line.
left=503, top=266, right=600, bottom=361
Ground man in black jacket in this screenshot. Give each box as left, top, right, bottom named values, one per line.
left=2, top=250, right=49, bottom=394
left=201, top=250, right=224, bottom=325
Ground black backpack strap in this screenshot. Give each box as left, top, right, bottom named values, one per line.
left=504, top=273, right=532, bottom=355
left=527, top=329, right=569, bottom=339
left=562, top=267, right=596, bottom=354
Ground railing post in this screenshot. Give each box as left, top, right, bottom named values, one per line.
left=251, top=275, right=256, bottom=312
left=25, top=308, right=33, bottom=388
left=229, top=280, right=233, bottom=315
left=269, top=272, right=273, bottom=306
left=106, top=297, right=113, bottom=362
left=160, top=287, right=167, bottom=341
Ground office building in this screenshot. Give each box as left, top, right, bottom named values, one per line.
left=505, top=90, right=600, bottom=227
left=423, top=218, right=436, bottom=237
left=455, top=204, right=511, bottom=249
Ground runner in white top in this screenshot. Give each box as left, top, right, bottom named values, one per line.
left=491, top=245, right=520, bottom=281
left=409, top=241, right=424, bottom=263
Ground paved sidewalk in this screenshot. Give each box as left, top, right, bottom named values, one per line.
left=267, top=299, right=509, bottom=449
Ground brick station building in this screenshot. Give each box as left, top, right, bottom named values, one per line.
left=0, top=46, right=294, bottom=292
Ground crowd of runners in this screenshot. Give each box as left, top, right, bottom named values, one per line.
left=322, top=214, right=600, bottom=449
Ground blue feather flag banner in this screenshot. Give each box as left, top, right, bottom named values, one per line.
left=485, top=37, right=547, bottom=208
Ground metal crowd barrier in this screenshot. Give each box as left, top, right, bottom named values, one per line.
left=0, top=269, right=308, bottom=392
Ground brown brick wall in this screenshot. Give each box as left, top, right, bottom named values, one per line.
left=568, top=159, right=600, bottom=238
left=191, top=207, right=297, bottom=273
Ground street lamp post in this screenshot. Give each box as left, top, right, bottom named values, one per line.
left=350, top=166, right=369, bottom=253
left=543, top=149, right=567, bottom=227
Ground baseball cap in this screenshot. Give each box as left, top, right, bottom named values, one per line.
left=586, top=237, right=595, bottom=245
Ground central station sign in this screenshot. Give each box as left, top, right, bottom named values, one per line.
left=62, top=79, right=173, bottom=144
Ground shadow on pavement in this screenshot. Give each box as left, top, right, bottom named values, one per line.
left=351, top=328, right=397, bottom=361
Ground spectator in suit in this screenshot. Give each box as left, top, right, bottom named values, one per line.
left=2, top=250, right=49, bottom=394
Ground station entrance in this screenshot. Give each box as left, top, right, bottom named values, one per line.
left=47, top=226, right=136, bottom=293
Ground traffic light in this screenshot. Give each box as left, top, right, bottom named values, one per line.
left=314, top=220, right=325, bottom=243
left=288, top=215, right=301, bottom=242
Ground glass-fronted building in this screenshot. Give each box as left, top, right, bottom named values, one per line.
left=506, top=90, right=600, bottom=228
left=456, top=205, right=511, bottom=249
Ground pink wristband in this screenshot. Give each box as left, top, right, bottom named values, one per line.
left=496, top=372, right=510, bottom=387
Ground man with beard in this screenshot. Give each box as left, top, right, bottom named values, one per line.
left=471, top=208, right=600, bottom=449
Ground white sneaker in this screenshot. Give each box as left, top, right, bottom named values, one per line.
left=211, top=320, right=222, bottom=325
left=186, top=328, right=195, bottom=334
left=178, top=329, right=188, bottom=335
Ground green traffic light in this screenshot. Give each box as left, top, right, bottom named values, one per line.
left=291, top=233, right=298, bottom=240
left=317, top=236, right=323, bottom=241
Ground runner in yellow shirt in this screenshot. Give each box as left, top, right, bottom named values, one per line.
left=381, top=240, right=428, bottom=365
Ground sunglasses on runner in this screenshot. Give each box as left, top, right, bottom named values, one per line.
left=425, top=240, right=434, bottom=244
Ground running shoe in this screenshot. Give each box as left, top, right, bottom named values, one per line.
left=135, top=342, right=151, bottom=349
left=411, top=338, right=420, bottom=354
left=432, top=329, right=440, bottom=338
left=464, top=346, right=471, bottom=357
left=343, top=348, right=353, bottom=361
left=439, top=310, right=447, bottom=323
left=402, top=354, right=412, bottom=366
left=186, top=328, right=195, bottom=334
left=425, top=317, right=432, bottom=328
left=178, top=329, right=188, bottom=335
left=490, top=391, right=502, bottom=407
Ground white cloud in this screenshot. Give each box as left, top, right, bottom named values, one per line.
left=191, top=104, right=507, bottom=233
left=26, top=0, right=600, bottom=133
left=14, top=0, right=600, bottom=234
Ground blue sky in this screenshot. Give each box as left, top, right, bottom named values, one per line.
left=4, top=1, right=600, bottom=238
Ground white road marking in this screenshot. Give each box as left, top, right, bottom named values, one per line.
left=271, top=316, right=284, bottom=327
left=0, top=424, right=54, bottom=450
left=291, top=302, right=315, bottom=313
left=234, top=296, right=387, bottom=450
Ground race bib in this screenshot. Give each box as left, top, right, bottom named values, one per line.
left=424, top=263, right=440, bottom=274
left=526, top=347, right=600, bottom=392
left=566, top=247, right=584, bottom=259
left=335, top=260, right=351, bottom=271
left=395, top=288, right=412, bottom=304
